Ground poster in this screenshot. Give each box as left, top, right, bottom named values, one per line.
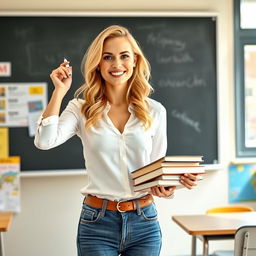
left=0, top=128, right=8, bottom=158
left=229, top=164, right=256, bottom=202
left=0, top=156, right=20, bottom=212
left=0, top=83, right=47, bottom=127
left=0, top=62, right=11, bottom=77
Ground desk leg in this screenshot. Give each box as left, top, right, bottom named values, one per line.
left=0, top=232, right=4, bottom=256
left=191, top=236, right=196, bottom=256
left=202, top=237, right=209, bottom=256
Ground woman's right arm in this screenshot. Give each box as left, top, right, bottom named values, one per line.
left=34, top=61, right=79, bottom=150
left=43, top=60, right=72, bottom=118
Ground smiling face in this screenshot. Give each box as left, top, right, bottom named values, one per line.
left=98, top=36, right=137, bottom=88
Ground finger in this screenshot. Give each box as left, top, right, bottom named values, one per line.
left=182, top=176, right=197, bottom=186
left=60, top=66, right=71, bottom=78
left=60, top=62, right=72, bottom=76
left=67, top=66, right=72, bottom=77
left=161, top=186, right=176, bottom=197
left=182, top=174, right=198, bottom=186
left=151, top=186, right=158, bottom=196
left=196, top=175, right=203, bottom=181
left=183, top=173, right=197, bottom=181
left=154, top=186, right=171, bottom=197
left=51, top=67, right=66, bottom=78
left=152, top=186, right=164, bottom=197
left=159, top=185, right=171, bottom=196
left=51, top=67, right=69, bottom=79
left=61, top=61, right=70, bottom=67
left=50, top=71, right=64, bottom=81
left=180, top=176, right=197, bottom=189
left=167, top=186, right=176, bottom=193
left=63, top=66, right=72, bottom=77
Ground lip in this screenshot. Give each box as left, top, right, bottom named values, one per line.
left=109, top=71, right=126, bottom=77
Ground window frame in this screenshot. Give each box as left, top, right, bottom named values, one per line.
left=235, top=0, right=256, bottom=157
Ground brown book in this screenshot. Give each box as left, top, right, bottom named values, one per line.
left=133, top=166, right=205, bottom=185
left=134, top=174, right=181, bottom=186
left=134, top=179, right=183, bottom=192
left=131, top=155, right=204, bottom=179
left=154, top=175, right=202, bottom=181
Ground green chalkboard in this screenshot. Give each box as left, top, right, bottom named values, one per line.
left=0, top=15, right=218, bottom=171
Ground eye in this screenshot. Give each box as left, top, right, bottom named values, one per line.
left=103, top=55, right=113, bottom=61
left=121, top=54, right=130, bottom=60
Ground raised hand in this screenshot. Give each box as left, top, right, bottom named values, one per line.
left=42, top=60, right=73, bottom=118
left=50, top=60, right=72, bottom=96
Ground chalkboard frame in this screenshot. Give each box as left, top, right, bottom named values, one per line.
left=0, top=11, right=222, bottom=176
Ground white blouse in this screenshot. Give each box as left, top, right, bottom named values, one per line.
left=34, top=97, right=167, bottom=201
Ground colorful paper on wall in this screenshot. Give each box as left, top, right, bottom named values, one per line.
left=229, top=164, right=256, bottom=202
left=0, top=156, right=20, bottom=212
left=0, top=128, right=8, bottom=158
left=28, top=100, right=44, bottom=137
left=0, top=62, right=11, bottom=77
left=0, top=83, right=47, bottom=127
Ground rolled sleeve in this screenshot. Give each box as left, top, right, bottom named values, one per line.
left=37, top=115, right=59, bottom=126
left=34, top=99, right=81, bottom=150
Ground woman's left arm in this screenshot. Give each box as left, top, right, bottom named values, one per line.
left=150, top=104, right=175, bottom=198
left=149, top=103, right=201, bottom=197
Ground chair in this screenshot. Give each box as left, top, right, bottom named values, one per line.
left=212, top=226, right=256, bottom=256
left=234, top=225, right=256, bottom=256
left=207, top=206, right=254, bottom=256
left=206, top=206, right=254, bottom=214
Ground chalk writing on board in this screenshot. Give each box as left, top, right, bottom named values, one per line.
left=147, top=32, right=186, bottom=50
left=26, top=42, right=63, bottom=75
left=171, top=109, right=201, bottom=133
left=14, top=28, right=33, bottom=40
left=26, top=40, right=82, bottom=76
left=158, top=75, right=207, bottom=88
left=156, top=52, right=194, bottom=64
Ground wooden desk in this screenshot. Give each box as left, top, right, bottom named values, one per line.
left=0, top=212, right=13, bottom=256
left=172, top=212, right=256, bottom=256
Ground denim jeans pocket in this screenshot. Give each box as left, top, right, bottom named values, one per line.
left=141, top=203, right=158, bottom=221
left=80, top=204, right=102, bottom=223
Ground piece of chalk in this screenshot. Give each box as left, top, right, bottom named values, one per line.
left=64, top=58, right=72, bottom=76
left=64, top=58, right=70, bottom=68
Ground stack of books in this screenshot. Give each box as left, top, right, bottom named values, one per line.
left=132, top=155, right=205, bottom=192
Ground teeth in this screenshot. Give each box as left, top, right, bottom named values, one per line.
left=111, top=71, right=124, bottom=76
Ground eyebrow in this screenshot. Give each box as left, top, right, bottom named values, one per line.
left=102, top=51, right=131, bottom=55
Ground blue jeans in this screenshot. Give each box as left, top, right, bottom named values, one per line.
left=77, top=201, right=162, bottom=256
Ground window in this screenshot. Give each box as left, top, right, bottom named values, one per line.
left=235, top=0, right=256, bottom=156
left=240, top=0, right=256, bottom=28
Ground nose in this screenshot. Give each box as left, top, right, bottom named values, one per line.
left=112, top=58, right=122, bottom=68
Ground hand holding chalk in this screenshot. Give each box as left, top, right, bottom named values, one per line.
left=49, top=58, right=72, bottom=97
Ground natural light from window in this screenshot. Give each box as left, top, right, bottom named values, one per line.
left=244, top=45, right=256, bottom=147
left=241, top=0, right=256, bottom=28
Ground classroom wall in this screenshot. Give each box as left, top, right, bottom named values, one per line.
left=2, top=0, right=256, bottom=256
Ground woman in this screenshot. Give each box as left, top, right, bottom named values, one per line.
left=35, top=25, right=199, bottom=256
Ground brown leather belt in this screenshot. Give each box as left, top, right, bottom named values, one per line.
left=84, top=194, right=153, bottom=212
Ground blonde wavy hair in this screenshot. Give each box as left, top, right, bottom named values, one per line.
left=75, top=25, right=153, bottom=129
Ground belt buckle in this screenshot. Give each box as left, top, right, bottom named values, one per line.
left=116, top=201, right=126, bottom=213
